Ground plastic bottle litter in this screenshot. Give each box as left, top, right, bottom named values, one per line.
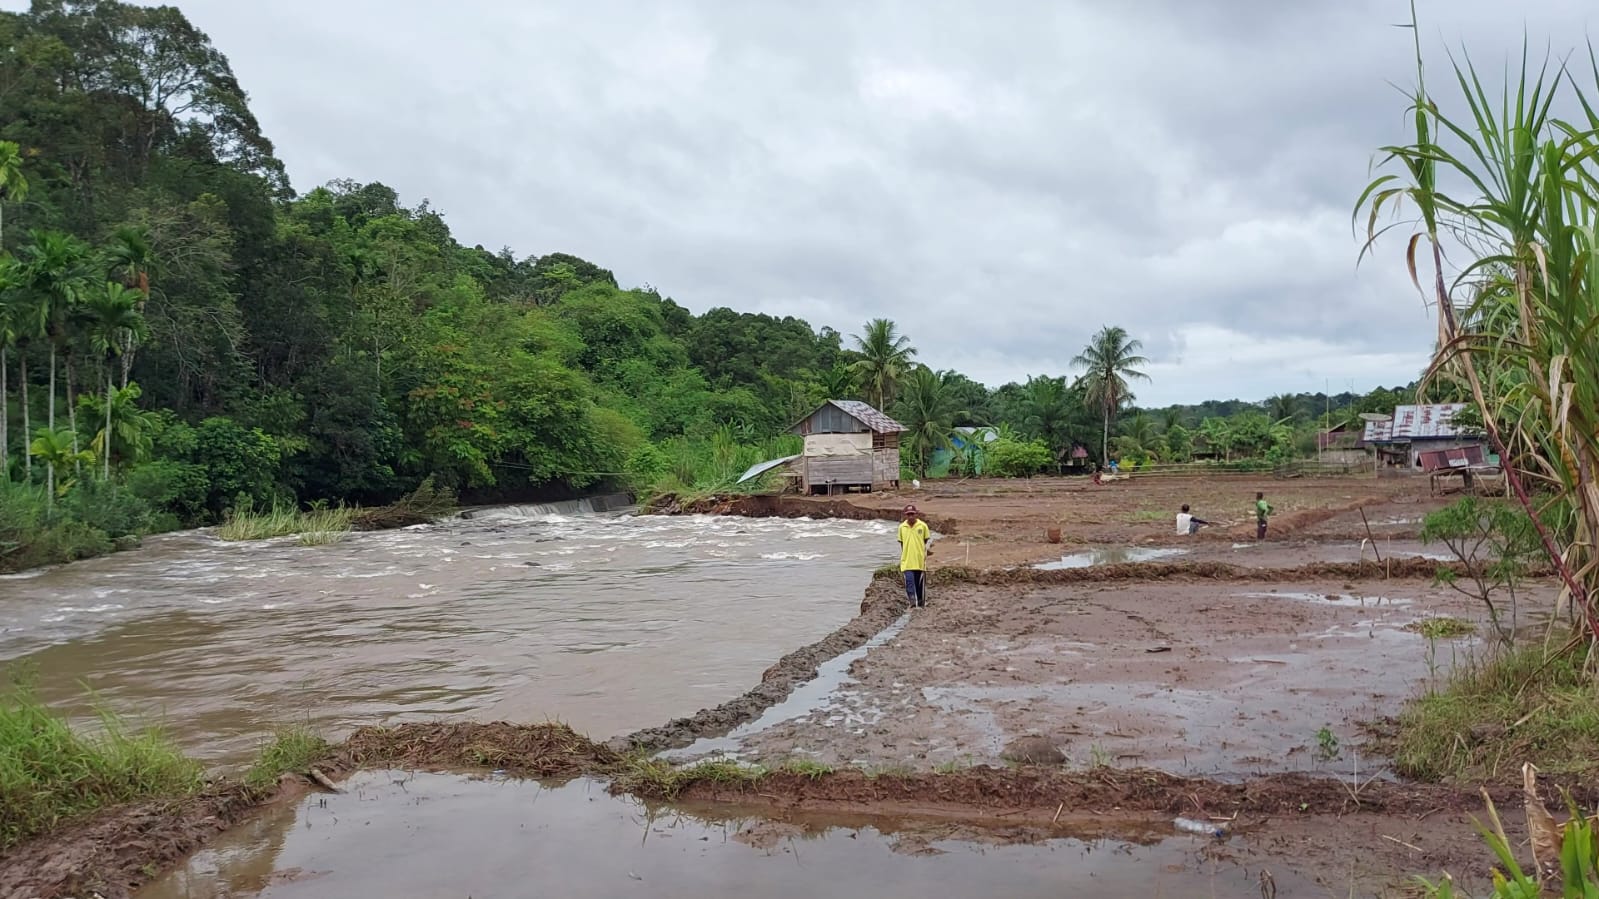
left=1173, top=817, right=1229, bottom=838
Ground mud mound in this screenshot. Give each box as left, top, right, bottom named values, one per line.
left=612, top=578, right=907, bottom=753
left=330, top=722, right=620, bottom=777
left=0, top=785, right=259, bottom=899
left=648, top=493, right=960, bottom=535
left=639, top=765, right=1511, bottom=819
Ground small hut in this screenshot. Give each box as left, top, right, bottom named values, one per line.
left=788, top=400, right=906, bottom=494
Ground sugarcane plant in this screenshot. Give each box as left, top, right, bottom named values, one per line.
left=1357, top=3, right=1599, bottom=642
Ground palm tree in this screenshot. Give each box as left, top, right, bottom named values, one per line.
left=1017, top=375, right=1072, bottom=465
left=1071, top=325, right=1150, bottom=465
left=83, top=283, right=148, bottom=477
left=897, top=367, right=963, bottom=476
left=1265, top=393, right=1303, bottom=423
left=19, top=230, right=91, bottom=494
left=0, top=140, right=27, bottom=252
left=104, top=226, right=154, bottom=388
left=84, top=383, right=156, bottom=475
left=849, top=318, right=916, bottom=410
left=0, top=258, right=19, bottom=478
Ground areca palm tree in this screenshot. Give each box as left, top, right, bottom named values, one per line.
left=28, top=427, right=91, bottom=503
left=19, top=230, right=92, bottom=494
left=83, top=283, right=148, bottom=477
left=849, top=318, right=916, bottom=410
left=0, top=258, right=20, bottom=477
left=897, top=366, right=964, bottom=476
left=104, top=226, right=154, bottom=388
left=1070, top=325, right=1150, bottom=465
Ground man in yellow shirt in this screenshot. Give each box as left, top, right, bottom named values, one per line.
left=897, top=504, right=932, bottom=608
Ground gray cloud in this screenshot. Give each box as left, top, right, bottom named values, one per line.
left=142, top=0, right=1599, bottom=403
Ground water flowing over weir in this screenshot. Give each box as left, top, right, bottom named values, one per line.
left=0, top=508, right=891, bottom=764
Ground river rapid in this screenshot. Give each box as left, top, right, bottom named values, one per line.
left=0, top=503, right=892, bottom=764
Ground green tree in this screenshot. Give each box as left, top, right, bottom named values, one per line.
left=897, top=367, right=964, bottom=476
left=816, top=362, right=856, bottom=401
left=0, top=139, right=26, bottom=252
left=0, top=258, right=20, bottom=477
left=1017, top=375, right=1073, bottom=466
left=18, top=230, right=92, bottom=494
left=81, top=282, right=147, bottom=477
left=1071, top=325, right=1150, bottom=465
left=850, top=318, right=916, bottom=410
left=103, top=225, right=154, bottom=388
left=28, top=427, right=92, bottom=501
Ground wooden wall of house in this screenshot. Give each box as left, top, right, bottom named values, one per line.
left=795, top=404, right=871, bottom=435
left=804, top=455, right=873, bottom=489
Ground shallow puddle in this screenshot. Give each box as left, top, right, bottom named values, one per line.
left=1034, top=546, right=1186, bottom=569
left=141, top=771, right=1310, bottom=899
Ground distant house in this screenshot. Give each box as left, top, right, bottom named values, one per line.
left=788, top=400, right=906, bottom=494
left=1361, top=403, right=1487, bottom=471
left=931, top=426, right=999, bottom=477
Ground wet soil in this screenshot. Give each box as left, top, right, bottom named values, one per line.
left=658, top=475, right=1448, bottom=568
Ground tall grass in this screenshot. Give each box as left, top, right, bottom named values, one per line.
left=1392, top=643, right=1599, bottom=782
left=0, top=676, right=203, bottom=850
left=219, top=500, right=353, bottom=543
left=1358, top=4, right=1599, bottom=638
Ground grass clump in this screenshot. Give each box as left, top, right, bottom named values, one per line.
left=612, top=757, right=766, bottom=798
left=219, top=501, right=353, bottom=543
left=244, top=727, right=331, bottom=790
left=1405, top=617, right=1477, bottom=640
left=776, top=759, right=835, bottom=779
left=0, top=676, right=202, bottom=850
left=1392, top=643, right=1599, bottom=782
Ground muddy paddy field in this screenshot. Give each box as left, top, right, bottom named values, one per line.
left=2, top=475, right=1573, bottom=898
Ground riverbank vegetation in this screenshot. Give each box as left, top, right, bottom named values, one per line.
left=0, top=676, right=202, bottom=851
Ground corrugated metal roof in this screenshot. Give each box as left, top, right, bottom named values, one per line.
left=1361, top=403, right=1473, bottom=442
left=735, top=454, right=800, bottom=484
left=793, top=399, right=907, bottom=434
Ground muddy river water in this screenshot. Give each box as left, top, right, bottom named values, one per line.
left=0, top=503, right=890, bottom=762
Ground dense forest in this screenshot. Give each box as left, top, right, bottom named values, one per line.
left=0, top=0, right=1421, bottom=570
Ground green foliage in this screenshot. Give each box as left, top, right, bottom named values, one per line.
left=1071, top=325, right=1150, bottom=464
left=1414, top=798, right=1598, bottom=898
left=985, top=438, right=1053, bottom=478
left=0, top=673, right=203, bottom=851
left=895, top=366, right=964, bottom=476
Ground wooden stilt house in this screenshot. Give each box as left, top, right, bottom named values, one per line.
left=788, top=400, right=906, bottom=494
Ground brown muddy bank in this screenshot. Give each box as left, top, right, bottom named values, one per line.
left=648, top=492, right=960, bottom=535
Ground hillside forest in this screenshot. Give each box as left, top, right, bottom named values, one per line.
left=0, top=0, right=1422, bottom=571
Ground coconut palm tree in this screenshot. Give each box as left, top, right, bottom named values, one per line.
left=1071, top=325, right=1150, bottom=465
left=104, top=226, right=154, bottom=388
left=1017, top=375, right=1073, bottom=464
left=19, top=230, right=91, bottom=494
left=0, top=140, right=27, bottom=252
left=83, top=283, right=148, bottom=477
left=897, top=366, right=964, bottom=476
left=849, top=318, right=916, bottom=410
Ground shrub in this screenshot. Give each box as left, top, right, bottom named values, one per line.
left=986, top=438, right=1053, bottom=477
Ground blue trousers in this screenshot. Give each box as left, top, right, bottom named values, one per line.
left=903, top=569, right=926, bottom=606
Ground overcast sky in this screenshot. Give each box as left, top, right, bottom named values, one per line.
left=24, top=1, right=1599, bottom=404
